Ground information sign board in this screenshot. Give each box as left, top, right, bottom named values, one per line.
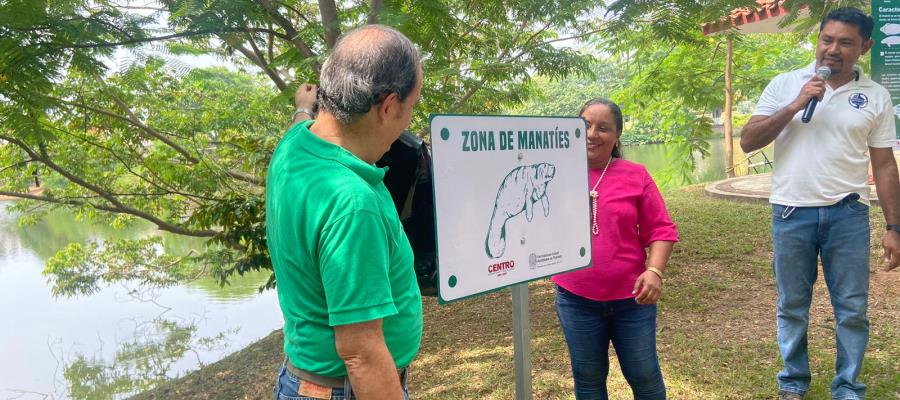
left=429, top=115, right=592, bottom=302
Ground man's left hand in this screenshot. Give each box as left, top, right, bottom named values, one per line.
left=883, top=231, right=900, bottom=271
left=295, top=83, right=317, bottom=110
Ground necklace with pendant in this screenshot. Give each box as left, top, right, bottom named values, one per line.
left=590, top=158, right=614, bottom=236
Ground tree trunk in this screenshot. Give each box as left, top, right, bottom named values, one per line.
left=724, top=37, right=735, bottom=178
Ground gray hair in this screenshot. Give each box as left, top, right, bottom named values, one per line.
left=317, top=25, right=421, bottom=125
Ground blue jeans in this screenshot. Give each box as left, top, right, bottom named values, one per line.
left=772, top=194, right=870, bottom=400
left=555, top=286, right=666, bottom=400
left=273, top=361, right=410, bottom=400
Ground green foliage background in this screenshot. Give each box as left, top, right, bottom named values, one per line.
left=0, top=0, right=862, bottom=292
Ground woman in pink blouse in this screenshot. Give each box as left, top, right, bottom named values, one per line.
left=552, top=98, right=679, bottom=400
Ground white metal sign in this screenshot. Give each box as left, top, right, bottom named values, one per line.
left=430, top=115, right=592, bottom=302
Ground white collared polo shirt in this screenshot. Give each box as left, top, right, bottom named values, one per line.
left=753, top=62, right=896, bottom=207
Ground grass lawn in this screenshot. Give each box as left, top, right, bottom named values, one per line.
left=133, top=186, right=900, bottom=399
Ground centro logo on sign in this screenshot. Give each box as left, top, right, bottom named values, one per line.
left=488, top=260, right=516, bottom=276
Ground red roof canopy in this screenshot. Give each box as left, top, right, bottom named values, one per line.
left=702, top=0, right=804, bottom=36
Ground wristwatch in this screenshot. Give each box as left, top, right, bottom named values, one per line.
left=292, top=107, right=316, bottom=120
left=886, top=224, right=900, bottom=233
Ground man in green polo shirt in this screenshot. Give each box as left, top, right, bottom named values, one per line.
left=267, top=25, right=423, bottom=400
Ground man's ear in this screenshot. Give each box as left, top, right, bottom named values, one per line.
left=862, top=38, right=874, bottom=55
left=376, top=92, right=401, bottom=122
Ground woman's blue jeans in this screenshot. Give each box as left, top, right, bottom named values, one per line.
left=555, top=286, right=666, bottom=400
left=772, top=194, right=870, bottom=400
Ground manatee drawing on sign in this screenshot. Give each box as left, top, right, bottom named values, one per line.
left=882, top=36, right=900, bottom=46
left=882, top=23, right=900, bottom=36
left=484, top=163, right=556, bottom=258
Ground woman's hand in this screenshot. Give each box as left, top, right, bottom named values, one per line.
left=633, top=270, right=662, bottom=305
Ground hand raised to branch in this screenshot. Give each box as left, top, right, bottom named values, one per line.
left=290, top=83, right=317, bottom=126
left=294, top=83, right=317, bottom=111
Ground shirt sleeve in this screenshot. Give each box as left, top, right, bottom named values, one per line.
left=637, top=169, right=679, bottom=246
left=753, top=74, right=783, bottom=117
left=318, top=210, right=398, bottom=327
left=869, top=93, right=897, bottom=148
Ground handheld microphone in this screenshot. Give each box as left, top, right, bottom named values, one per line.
left=801, top=66, right=831, bottom=123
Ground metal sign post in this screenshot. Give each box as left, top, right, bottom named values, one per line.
left=511, top=283, right=532, bottom=400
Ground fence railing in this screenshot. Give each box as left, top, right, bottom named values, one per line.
left=726, top=148, right=773, bottom=177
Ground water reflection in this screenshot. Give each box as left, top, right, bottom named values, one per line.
left=62, top=317, right=229, bottom=400
left=189, top=269, right=274, bottom=304
left=9, top=207, right=204, bottom=262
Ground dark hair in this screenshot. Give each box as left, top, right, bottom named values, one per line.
left=579, top=98, right=623, bottom=158
left=318, top=25, right=421, bottom=124
left=820, top=7, right=873, bottom=41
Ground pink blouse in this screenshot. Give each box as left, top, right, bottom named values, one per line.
left=552, top=159, right=679, bottom=301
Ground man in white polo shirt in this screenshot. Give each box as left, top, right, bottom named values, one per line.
left=741, top=7, right=900, bottom=400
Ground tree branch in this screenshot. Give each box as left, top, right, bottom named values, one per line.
left=37, top=28, right=289, bottom=49
left=517, top=21, right=554, bottom=54
left=267, top=22, right=276, bottom=64
left=224, top=170, right=264, bottom=186
left=247, top=34, right=288, bottom=89
left=0, top=135, right=41, bottom=169
left=368, top=0, right=384, bottom=24
left=0, top=191, right=219, bottom=237
left=318, top=0, right=341, bottom=48
left=227, top=36, right=288, bottom=91
left=52, top=97, right=131, bottom=123
left=633, top=44, right=679, bottom=89
left=49, top=96, right=265, bottom=191
left=449, top=80, right=487, bottom=113
left=534, top=27, right=607, bottom=47
left=0, top=134, right=216, bottom=237
left=255, top=0, right=322, bottom=74
left=0, top=159, right=35, bottom=175
left=107, top=3, right=166, bottom=12
left=105, top=91, right=201, bottom=164
left=449, top=19, right=545, bottom=113
left=51, top=92, right=198, bottom=165
left=52, top=96, right=263, bottom=188
left=47, top=123, right=224, bottom=203
left=278, top=1, right=326, bottom=42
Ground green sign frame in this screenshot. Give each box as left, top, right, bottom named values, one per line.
left=871, top=0, right=900, bottom=146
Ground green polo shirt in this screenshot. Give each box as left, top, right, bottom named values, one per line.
left=266, top=120, right=422, bottom=377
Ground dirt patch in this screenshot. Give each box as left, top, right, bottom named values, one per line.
left=0, top=186, right=44, bottom=200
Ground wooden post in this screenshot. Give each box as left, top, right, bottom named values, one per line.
left=724, top=37, right=735, bottom=178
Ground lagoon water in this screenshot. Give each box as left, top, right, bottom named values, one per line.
left=0, top=203, right=283, bottom=399
left=625, top=137, right=767, bottom=185
left=0, top=138, right=758, bottom=399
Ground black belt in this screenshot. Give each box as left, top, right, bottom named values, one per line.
left=286, top=360, right=408, bottom=389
